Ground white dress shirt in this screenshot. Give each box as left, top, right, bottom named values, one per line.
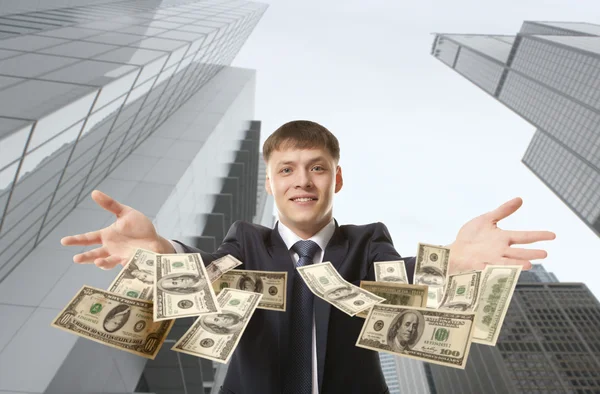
left=277, top=219, right=335, bottom=394
left=170, top=218, right=336, bottom=394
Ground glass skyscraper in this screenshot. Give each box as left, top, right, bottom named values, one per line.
left=0, top=1, right=269, bottom=393
left=431, top=21, right=600, bottom=239
left=425, top=265, right=600, bottom=393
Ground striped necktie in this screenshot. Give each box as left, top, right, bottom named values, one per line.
left=284, top=240, right=320, bottom=394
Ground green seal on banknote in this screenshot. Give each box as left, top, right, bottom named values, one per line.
left=90, top=303, right=103, bottom=314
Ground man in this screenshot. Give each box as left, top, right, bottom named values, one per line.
left=61, top=120, right=555, bottom=394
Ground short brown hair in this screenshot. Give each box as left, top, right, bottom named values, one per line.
left=262, top=120, right=340, bottom=163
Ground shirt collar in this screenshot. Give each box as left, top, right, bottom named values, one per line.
left=277, top=218, right=336, bottom=253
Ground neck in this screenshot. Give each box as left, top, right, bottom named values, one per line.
left=280, top=216, right=332, bottom=240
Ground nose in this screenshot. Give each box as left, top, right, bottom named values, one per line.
left=295, top=168, right=312, bottom=188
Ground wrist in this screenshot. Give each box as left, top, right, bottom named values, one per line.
left=150, top=236, right=176, bottom=254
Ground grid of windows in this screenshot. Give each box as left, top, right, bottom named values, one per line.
left=522, top=130, right=600, bottom=234
left=443, top=34, right=513, bottom=64
left=0, top=0, right=198, bottom=40
left=498, top=284, right=600, bottom=393
left=432, top=35, right=460, bottom=68
left=519, top=264, right=560, bottom=283
left=541, top=36, right=600, bottom=58
left=541, top=22, right=600, bottom=37
left=519, top=21, right=588, bottom=36
left=454, top=46, right=505, bottom=95
left=511, top=37, right=600, bottom=109
left=0, top=0, right=267, bottom=282
left=500, top=72, right=600, bottom=169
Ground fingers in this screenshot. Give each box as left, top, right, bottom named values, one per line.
left=61, top=231, right=102, bottom=247
left=503, top=247, right=547, bottom=261
left=94, top=255, right=125, bottom=270
left=486, top=197, right=523, bottom=223
left=92, top=190, right=127, bottom=217
left=507, top=230, right=556, bottom=245
left=73, top=247, right=109, bottom=264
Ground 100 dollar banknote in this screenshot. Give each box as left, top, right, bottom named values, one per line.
left=297, top=262, right=384, bottom=316
left=213, top=269, right=287, bottom=311
left=154, top=253, right=220, bottom=321
left=172, top=288, right=262, bottom=364
left=355, top=305, right=475, bottom=369
left=51, top=286, right=173, bottom=359
left=472, top=265, right=522, bottom=346
left=206, top=255, right=243, bottom=283
left=108, top=248, right=157, bottom=300
left=374, top=260, right=408, bottom=283
left=439, top=271, right=481, bottom=312
left=414, top=243, right=451, bottom=308
left=356, top=281, right=428, bottom=318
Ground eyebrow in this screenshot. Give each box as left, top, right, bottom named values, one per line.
left=276, top=156, right=328, bottom=166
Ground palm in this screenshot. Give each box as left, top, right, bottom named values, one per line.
left=449, top=198, right=556, bottom=274
left=101, top=208, right=159, bottom=258
left=61, top=190, right=166, bottom=269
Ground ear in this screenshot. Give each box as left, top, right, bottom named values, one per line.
left=334, top=165, right=343, bottom=193
left=265, top=174, right=273, bottom=195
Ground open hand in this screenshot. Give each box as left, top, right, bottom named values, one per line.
left=60, top=190, right=174, bottom=269
left=448, top=197, right=556, bottom=274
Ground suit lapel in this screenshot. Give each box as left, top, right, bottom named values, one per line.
left=316, top=220, right=348, bottom=392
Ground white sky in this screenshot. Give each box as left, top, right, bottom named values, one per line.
left=231, top=0, right=600, bottom=298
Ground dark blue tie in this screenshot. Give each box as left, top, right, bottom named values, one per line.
left=284, top=240, right=320, bottom=394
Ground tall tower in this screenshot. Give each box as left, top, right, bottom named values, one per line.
left=425, top=264, right=600, bottom=393
left=0, top=1, right=268, bottom=393
left=431, top=21, right=600, bottom=238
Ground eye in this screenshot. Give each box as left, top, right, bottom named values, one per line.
left=312, top=165, right=325, bottom=171
left=279, top=168, right=291, bottom=174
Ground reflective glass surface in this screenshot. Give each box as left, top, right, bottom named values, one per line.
left=0, top=52, right=80, bottom=78
left=0, top=123, right=32, bottom=171
left=38, top=40, right=117, bottom=58
left=29, top=93, right=96, bottom=152
left=0, top=34, right=68, bottom=50
left=0, top=79, right=98, bottom=121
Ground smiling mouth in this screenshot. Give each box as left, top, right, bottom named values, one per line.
left=291, top=197, right=317, bottom=202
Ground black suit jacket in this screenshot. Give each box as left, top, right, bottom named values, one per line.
left=174, top=220, right=416, bottom=394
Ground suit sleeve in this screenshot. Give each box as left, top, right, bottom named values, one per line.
left=367, top=222, right=415, bottom=284
left=171, top=220, right=245, bottom=266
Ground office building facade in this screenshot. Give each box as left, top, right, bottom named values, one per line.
left=426, top=264, right=600, bottom=393
left=431, top=21, right=600, bottom=238
left=0, top=0, right=269, bottom=393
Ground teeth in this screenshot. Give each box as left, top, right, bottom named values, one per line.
left=294, top=198, right=314, bottom=202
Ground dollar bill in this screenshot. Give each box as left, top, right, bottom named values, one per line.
left=356, top=281, right=428, bottom=318
left=414, top=243, right=451, bottom=308
left=51, top=286, right=173, bottom=359
left=439, top=271, right=482, bottom=312
left=107, top=248, right=157, bottom=300
left=355, top=305, right=475, bottom=369
left=213, top=269, right=287, bottom=311
left=374, top=260, right=408, bottom=283
left=472, top=265, right=522, bottom=346
left=154, top=253, right=220, bottom=321
left=206, top=255, right=243, bottom=283
left=171, top=288, right=262, bottom=364
left=296, top=262, right=385, bottom=316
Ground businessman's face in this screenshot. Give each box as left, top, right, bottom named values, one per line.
left=266, top=147, right=343, bottom=236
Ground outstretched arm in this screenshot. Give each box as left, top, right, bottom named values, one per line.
left=447, top=197, right=556, bottom=274
left=61, top=190, right=176, bottom=269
